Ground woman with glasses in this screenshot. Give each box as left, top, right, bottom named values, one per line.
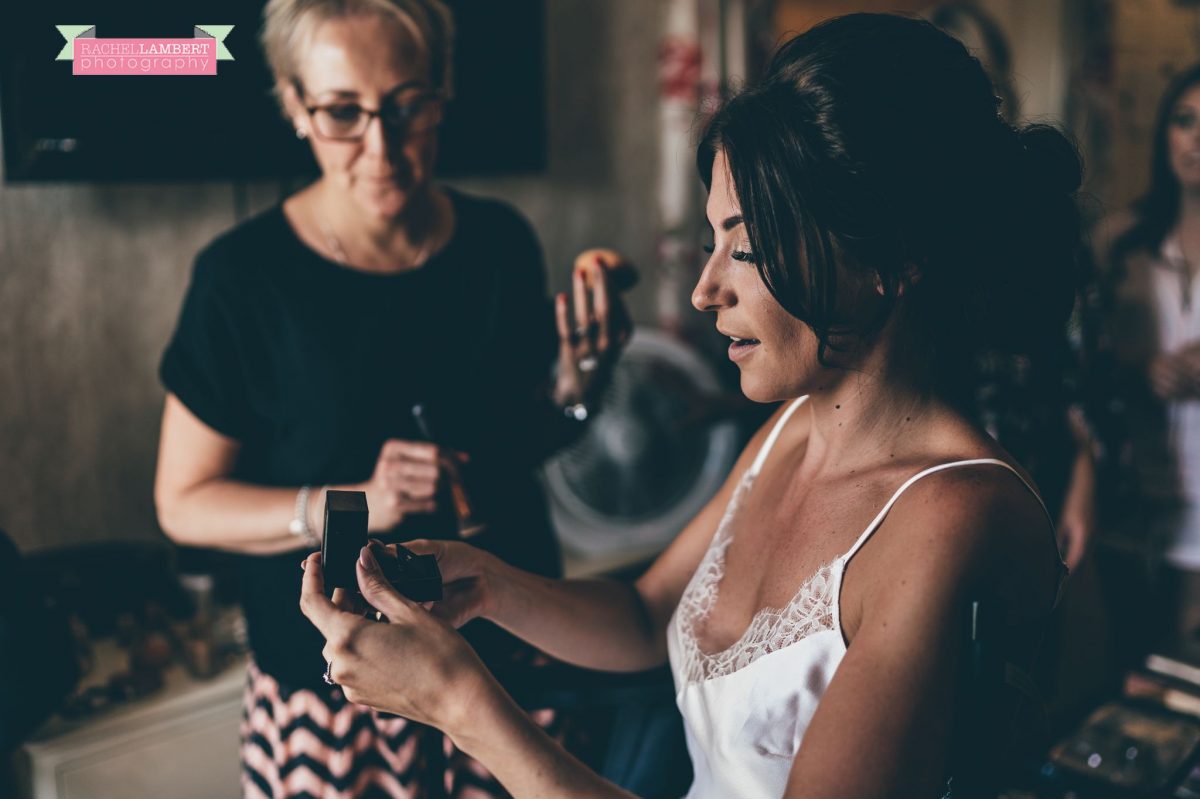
left=154, top=1, right=629, bottom=796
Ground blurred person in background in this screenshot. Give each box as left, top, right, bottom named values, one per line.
left=1096, top=63, right=1200, bottom=662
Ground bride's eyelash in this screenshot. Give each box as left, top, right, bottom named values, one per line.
left=701, top=244, right=757, bottom=263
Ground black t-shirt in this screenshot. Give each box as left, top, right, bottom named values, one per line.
left=161, top=188, right=567, bottom=689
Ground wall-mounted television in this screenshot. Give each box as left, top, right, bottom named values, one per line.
left=0, top=1, right=545, bottom=182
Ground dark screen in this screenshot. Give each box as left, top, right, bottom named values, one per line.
left=0, top=0, right=545, bottom=182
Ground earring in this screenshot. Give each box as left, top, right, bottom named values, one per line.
left=295, top=128, right=308, bottom=140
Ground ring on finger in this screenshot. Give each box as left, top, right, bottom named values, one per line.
left=577, top=355, right=599, bottom=373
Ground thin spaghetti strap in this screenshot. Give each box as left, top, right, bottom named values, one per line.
left=748, top=397, right=809, bottom=476
left=843, top=458, right=1053, bottom=563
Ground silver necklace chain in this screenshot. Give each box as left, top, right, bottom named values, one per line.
left=315, top=214, right=433, bottom=270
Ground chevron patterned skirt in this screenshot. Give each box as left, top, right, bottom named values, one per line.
left=240, top=659, right=548, bottom=798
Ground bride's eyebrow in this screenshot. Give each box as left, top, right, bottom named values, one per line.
left=702, top=214, right=744, bottom=232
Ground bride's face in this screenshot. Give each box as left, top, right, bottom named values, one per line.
left=692, top=150, right=826, bottom=403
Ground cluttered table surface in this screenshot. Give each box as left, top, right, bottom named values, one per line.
left=15, top=607, right=247, bottom=799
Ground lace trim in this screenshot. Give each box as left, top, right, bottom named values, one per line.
left=675, top=471, right=839, bottom=684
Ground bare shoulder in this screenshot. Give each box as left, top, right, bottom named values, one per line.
left=886, top=461, right=1048, bottom=550
left=855, top=458, right=1057, bottom=620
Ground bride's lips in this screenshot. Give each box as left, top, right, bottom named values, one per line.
left=719, top=327, right=761, bottom=362
left=728, top=339, right=760, bottom=361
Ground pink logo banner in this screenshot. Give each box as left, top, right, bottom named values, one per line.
left=56, top=25, right=235, bottom=76
left=75, top=39, right=215, bottom=75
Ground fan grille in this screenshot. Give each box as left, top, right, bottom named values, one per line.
left=544, top=330, right=740, bottom=557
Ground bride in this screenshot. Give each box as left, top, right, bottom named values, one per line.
left=300, top=13, right=1079, bottom=798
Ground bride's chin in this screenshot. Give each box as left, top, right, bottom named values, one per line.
left=739, top=375, right=780, bottom=405
left=739, top=369, right=810, bottom=405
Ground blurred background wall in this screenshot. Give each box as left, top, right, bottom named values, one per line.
left=1080, top=0, right=1200, bottom=210
left=7, top=0, right=1200, bottom=555
left=0, top=0, right=662, bottom=552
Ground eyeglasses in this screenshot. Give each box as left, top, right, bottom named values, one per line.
left=293, top=79, right=445, bottom=142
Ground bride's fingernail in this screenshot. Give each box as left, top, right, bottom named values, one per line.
left=359, top=546, right=376, bottom=570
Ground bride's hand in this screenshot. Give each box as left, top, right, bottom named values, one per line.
left=299, top=547, right=495, bottom=733
left=384, top=539, right=503, bottom=629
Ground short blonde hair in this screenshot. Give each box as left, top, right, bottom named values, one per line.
left=260, top=0, right=454, bottom=99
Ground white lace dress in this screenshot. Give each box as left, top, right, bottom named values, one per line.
left=665, top=396, right=1049, bottom=798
